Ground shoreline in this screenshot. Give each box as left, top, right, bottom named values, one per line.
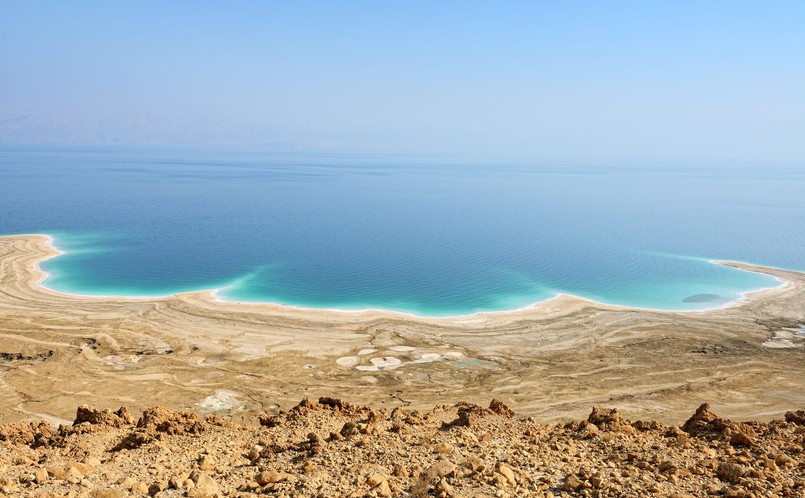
left=16, top=232, right=791, bottom=319
left=1, top=232, right=804, bottom=426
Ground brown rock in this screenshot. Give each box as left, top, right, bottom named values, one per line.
left=587, top=406, right=636, bottom=433
left=374, top=479, right=392, bottom=497
left=729, top=430, right=754, bottom=447
left=67, top=461, right=94, bottom=477
left=489, top=399, right=515, bottom=418
left=464, top=456, right=485, bottom=473
left=444, top=403, right=488, bottom=428
left=340, top=421, right=358, bottom=438
left=717, top=462, right=746, bottom=483
left=46, top=466, right=67, bottom=480
left=433, top=442, right=454, bottom=454
left=245, top=451, right=260, bottom=463
left=90, top=489, right=127, bottom=498
left=784, top=410, right=805, bottom=425
left=169, top=474, right=186, bottom=489
left=131, top=481, right=149, bottom=494
left=189, top=471, right=219, bottom=497
left=682, top=403, right=730, bottom=436
left=34, top=467, right=48, bottom=484
left=255, top=470, right=289, bottom=485
left=436, top=477, right=454, bottom=496
left=73, top=405, right=135, bottom=427
left=775, top=453, right=794, bottom=467
left=562, top=473, right=583, bottom=491
left=148, top=481, right=168, bottom=495
left=366, top=472, right=387, bottom=487
left=0, top=420, right=56, bottom=447
left=495, top=462, right=516, bottom=486
left=118, top=476, right=137, bottom=489
left=198, top=454, right=215, bottom=471
left=420, top=461, right=457, bottom=482
left=137, top=406, right=205, bottom=435
left=392, top=464, right=409, bottom=478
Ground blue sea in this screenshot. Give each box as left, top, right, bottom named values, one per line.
left=1, top=146, right=803, bottom=316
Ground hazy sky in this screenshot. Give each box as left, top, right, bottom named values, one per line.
left=1, top=1, right=803, bottom=161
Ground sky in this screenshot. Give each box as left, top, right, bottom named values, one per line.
left=1, top=1, right=804, bottom=161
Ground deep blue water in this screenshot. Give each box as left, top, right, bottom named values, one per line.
left=1, top=146, right=803, bottom=316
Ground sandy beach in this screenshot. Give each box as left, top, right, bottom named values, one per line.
left=0, top=234, right=803, bottom=425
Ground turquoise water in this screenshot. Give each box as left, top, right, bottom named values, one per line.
left=1, top=146, right=802, bottom=316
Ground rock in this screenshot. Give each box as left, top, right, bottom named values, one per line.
left=393, top=464, right=409, bottom=478
left=66, top=461, right=94, bottom=478
left=432, top=442, right=454, bottom=454
left=0, top=479, right=16, bottom=494
left=682, top=403, right=730, bottom=436
left=729, top=430, right=754, bottom=447
left=488, top=399, right=515, bottom=418
left=374, top=479, right=392, bottom=497
left=705, top=483, right=722, bottom=495
left=131, top=481, right=149, bottom=494
left=340, top=421, right=358, bottom=438
left=47, top=462, right=92, bottom=482
left=34, top=467, right=48, bottom=484
left=74, top=405, right=135, bottom=427
left=169, top=474, right=186, bottom=489
left=366, top=473, right=387, bottom=487
left=464, top=456, right=485, bottom=473
left=3, top=398, right=805, bottom=498
left=562, top=474, right=583, bottom=491
left=784, top=410, right=805, bottom=425
left=198, top=454, right=215, bottom=471
left=189, top=471, right=219, bottom=497
left=137, top=406, right=205, bottom=435
left=118, top=476, right=137, bottom=489
left=149, top=481, right=168, bottom=495
left=444, top=403, right=488, bottom=428
left=587, top=406, right=636, bottom=433
left=436, top=477, right=454, bottom=496
left=90, top=489, right=127, bottom=498
left=717, top=462, right=746, bottom=483
left=461, top=431, right=478, bottom=444
left=420, top=461, right=457, bottom=482
left=495, top=462, right=516, bottom=486
left=255, top=470, right=290, bottom=485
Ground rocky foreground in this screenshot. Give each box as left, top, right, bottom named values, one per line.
left=0, top=400, right=804, bottom=497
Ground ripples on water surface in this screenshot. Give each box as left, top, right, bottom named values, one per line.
left=0, top=146, right=803, bottom=316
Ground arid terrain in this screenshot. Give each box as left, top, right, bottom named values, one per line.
left=1, top=234, right=804, bottom=496
left=1, top=398, right=804, bottom=497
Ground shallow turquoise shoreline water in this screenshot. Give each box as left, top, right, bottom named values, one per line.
left=35, top=231, right=783, bottom=315
left=1, top=146, right=802, bottom=316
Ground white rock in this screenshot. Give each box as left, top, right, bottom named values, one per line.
left=336, top=356, right=360, bottom=367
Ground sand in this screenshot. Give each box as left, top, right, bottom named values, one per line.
left=0, top=234, right=803, bottom=425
